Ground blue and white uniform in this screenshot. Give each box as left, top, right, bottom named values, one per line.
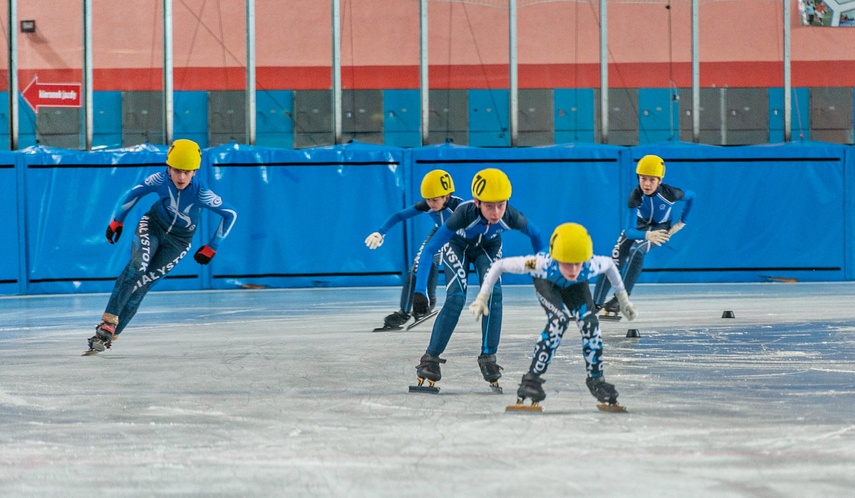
left=594, top=183, right=695, bottom=305
left=105, top=170, right=237, bottom=334
left=479, top=253, right=625, bottom=378
left=414, top=200, right=546, bottom=357
left=375, top=196, right=464, bottom=312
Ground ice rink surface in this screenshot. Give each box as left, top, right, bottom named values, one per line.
left=1, top=282, right=854, bottom=497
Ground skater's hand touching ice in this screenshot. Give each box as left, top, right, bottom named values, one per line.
left=413, top=292, right=431, bottom=316
left=468, top=293, right=490, bottom=321
left=667, top=221, right=685, bottom=237
left=645, top=229, right=670, bottom=247
left=365, top=232, right=384, bottom=249
left=615, top=291, right=636, bottom=321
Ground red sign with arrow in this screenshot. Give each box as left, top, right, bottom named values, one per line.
left=21, top=76, right=82, bottom=114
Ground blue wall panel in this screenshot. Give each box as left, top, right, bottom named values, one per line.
left=769, top=88, right=811, bottom=143
left=256, top=90, right=294, bottom=149
left=469, top=90, right=510, bottom=147
left=383, top=89, right=421, bottom=148
left=638, top=88, right=680, bottom=144
left=174, top=91, right=209, bottom=147
left=554, top=88, right=596, bottom=144
left=93, top=91, right=123, bottom=148
left=0, top=155, right=20, bottom=293
left=205, top=142, right=408, bottom=289
left=630, top=141, right=847, bottom=282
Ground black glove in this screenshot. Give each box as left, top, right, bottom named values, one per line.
left=105, top=220, right=123, bottom=244
left=194, top=245, right=216, bottom=265
left=413, top=293, right=430, bottom=316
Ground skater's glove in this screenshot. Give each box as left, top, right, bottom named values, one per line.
left=615, top=291, right=637, bottom=321
left=468, top=293, right=490, bottom=321
left=645, top=229, right=670, bottom=247
left=364, top=232, right=384, bottom=250
left=106, top=220, right=123, bottom=244
left=413, top=293, right=430, bottom=316
left=194, top=245, right=216, bottom=265
left=667, top=221, right=685, bottom=237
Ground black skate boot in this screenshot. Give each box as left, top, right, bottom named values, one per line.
left=600, top=296, right=621, bottom=321
left=477, top=354, right=504, bottom=393
left=408, top=301, right=439, bottom=331
left=86, top=321, right=116, bottom=354
left=409, top=353, right=446, bottom=393
left=373, top=310, right=410, bottom=332
left=586, top=376, right=626, bottom=412
left=507, top=373, right=546, bottom=412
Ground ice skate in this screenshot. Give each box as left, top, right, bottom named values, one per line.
left=600, top=296, right=622, bottom=322
left=586, top=376, right=627, bottom=412
left=477, top=354, right=504, bottom=393
left=409, top=354, right=446, bottom=394
left=406, top=308, right=438, bottom=331
left=84, top=321, right=116, bottom=355
left=507, top=373, right=545, bottom=412
left=373, top=310, right=410, bottom=332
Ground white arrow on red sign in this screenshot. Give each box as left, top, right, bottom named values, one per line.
left=21, top=76, right=82, bottom=114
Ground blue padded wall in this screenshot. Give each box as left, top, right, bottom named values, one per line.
left=4, top=140, right=855, bottom=294
left=0, top=153, right=20, bottom=293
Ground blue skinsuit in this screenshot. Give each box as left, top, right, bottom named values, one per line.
left=375, top=196, right=464, bottom=312
left=414, top=200, right=546, bottom=357
left=593, top=182, right=695, bottom=304
left=105, top=169, right=238, bottom=334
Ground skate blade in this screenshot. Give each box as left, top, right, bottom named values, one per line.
left=489, top=383, right=503, bottom=394
left=506, top=403, right=542, bottom=412
left=599, top=313, right=622, bottom=322
left=408, top=385, right=440, bottom=394
left=597, top=402, right=627, bottom=413
left=372, top=326, right=404, bottom=332
left=406, top=310, right=439, bottom=331
left=82, top=349, right=101, bottom=356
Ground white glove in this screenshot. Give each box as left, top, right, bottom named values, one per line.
left=615, top=291, right=637, bottom=321
left=364, top=232, right=384, bottom=250
left=668, top=221, right=685, bottom=237
left=468, top=293, right=490, bottom=321
left=645, top=229, right=670, bottom=247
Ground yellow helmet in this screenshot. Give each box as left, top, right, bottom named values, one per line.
left=421, top=169, right=455, bottom=198
left=471, top=168, right=512, bottom=202
left=166, top=139, right=202, bottom=171
left=549, top=223, right=593, bottom=263
left=636, top=154, right=665, bottom=178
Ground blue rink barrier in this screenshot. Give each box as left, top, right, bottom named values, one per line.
left=4, top=140, right=855, bottom=295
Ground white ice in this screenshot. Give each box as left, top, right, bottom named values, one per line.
left=1, top=282, right=854, bottom=497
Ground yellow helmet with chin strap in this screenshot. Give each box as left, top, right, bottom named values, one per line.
left=471, top=168, right=512, bottom=202
left=549, top=223, right=593, bottom=263
left=166, top=139, right=202, bottom=171
left=636, top=154, right=665, bottom=178
left=421, top=169, right=455, bottom=198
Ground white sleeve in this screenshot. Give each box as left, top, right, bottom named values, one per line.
left=477, top=255, right=542, bottom=296
left=590, top=255, right=627, bottom=295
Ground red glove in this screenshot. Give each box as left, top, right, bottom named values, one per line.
left=106, top=220, right=123, bottom=244
left=194, top=245, right=216, bottom=265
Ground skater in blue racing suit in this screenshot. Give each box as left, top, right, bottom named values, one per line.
left=87, top=139, right=238, bottom=352
left=410, top=168, right=546, bottom=390
left=364, top=169, right=464, bottom=330
left=593, top=154, right=695, bottom=314
left=470, top=223, right=636, bottom=407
